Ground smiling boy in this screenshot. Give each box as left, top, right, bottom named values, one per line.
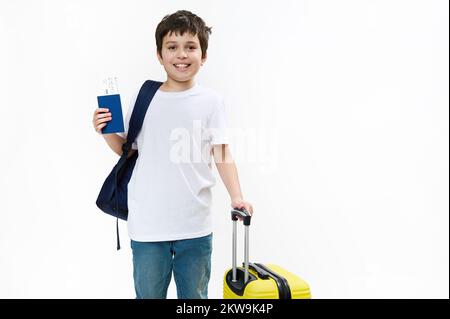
left=93, top=10, right=253, bottom=299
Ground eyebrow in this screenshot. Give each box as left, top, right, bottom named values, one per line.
left=165, top=41, right=198, bottom=45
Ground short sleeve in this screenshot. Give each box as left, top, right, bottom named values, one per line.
left=117, top=89, right=139, bottom=150
left=208, top=96, right=229, bottom=145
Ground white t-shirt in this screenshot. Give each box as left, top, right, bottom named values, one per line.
left=118, top=82, right=228, bottom=242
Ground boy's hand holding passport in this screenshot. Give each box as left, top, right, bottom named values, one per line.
left=94, top=77, right=125, bottom=134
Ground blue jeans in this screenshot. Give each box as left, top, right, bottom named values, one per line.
left=130, top=233, right=213, bottom=299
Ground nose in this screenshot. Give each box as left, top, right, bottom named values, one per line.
left=177, top=48, right=188, bottom=58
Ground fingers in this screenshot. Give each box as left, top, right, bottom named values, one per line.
left=238, top=203, right=253, bottom=216
left=231, top=199, right=254, bottom=218
left=96, top=122, right=108, bottom=133
left=95, top=112, right=112, bottom=123
left=233, top=203, right=254, bottom=220
left=95, top=108, right=109, bottom=114
left=93, top=108, right=112, bottom=134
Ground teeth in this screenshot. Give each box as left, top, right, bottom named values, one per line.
left=174, top=64, right=190, bottom=67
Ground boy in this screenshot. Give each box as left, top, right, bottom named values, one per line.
left=92, top=10, right=253, bottom=299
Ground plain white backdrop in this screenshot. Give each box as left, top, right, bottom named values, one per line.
left=0, top=0, right=448, bottom=299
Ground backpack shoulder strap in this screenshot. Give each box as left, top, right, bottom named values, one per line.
left=122, top=80, right=163, bottom=154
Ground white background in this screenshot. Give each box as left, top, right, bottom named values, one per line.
left=0, top=0, right=448, bottom=299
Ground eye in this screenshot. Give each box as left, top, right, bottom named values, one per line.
left=168, top=46, right=176, bottom=50
left=189, top=46, right=197, bottom=50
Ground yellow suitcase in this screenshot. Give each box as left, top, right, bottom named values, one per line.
left=223, top=208, right=311, bottom=299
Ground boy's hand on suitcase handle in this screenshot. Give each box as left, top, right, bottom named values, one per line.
left=231, top=198, right=253, bottom=222
left=93, top=108, right=112, bottom=134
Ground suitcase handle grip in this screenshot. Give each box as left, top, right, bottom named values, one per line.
left=248, top=263, right=270, bottom=279
left=231, top=208, right=251, bottom=226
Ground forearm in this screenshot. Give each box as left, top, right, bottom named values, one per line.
left=102, top=133, right=135, bottom=158
left=213, top=145, right=243, bottom=201
left=213, top=144, right=254, bottom=215
left=102, top=133, right=124, bottom=156
left=216, top=161, right=243, bottom=200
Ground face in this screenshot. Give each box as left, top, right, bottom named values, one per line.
left=157, top=31, right=206, bottom=84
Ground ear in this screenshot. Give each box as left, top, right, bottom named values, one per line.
left=201, top=53, right=207, bottom=66
left=157, top=50, right=163, bottom=65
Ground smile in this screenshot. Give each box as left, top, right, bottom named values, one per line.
left=174, top=64, right=191, bottom=71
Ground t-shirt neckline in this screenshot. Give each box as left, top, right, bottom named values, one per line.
left=157, top=82, right=199, bottom=97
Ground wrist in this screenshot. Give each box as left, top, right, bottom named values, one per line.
left=231, top=196, right=243, bottom=202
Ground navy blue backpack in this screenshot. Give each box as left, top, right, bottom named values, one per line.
left=96, top=80, right=163, bottom=249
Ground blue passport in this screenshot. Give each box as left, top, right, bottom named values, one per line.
left=97, top=94, right=125, bottom=134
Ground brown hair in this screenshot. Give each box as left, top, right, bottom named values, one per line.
left=155, top=10, right=212, bottom=59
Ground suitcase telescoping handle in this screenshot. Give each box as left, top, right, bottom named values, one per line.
left=231, top=207, right=252, bottom=284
